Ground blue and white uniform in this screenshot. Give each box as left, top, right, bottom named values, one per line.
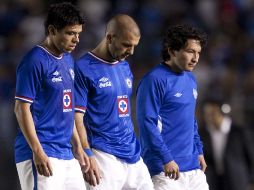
left=136, top=63, right=208, bottom=190
left=74, top=52, right=140, bottom=163
left=74, top=52, right=154, bottom=190
left=15, top=45, right=85, bottom=190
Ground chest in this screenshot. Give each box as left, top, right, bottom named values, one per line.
left=89, top=64, right=133, bottom=97
left=43, top=60, right=74, bottom=91
left=163, top=75, right=198, bottom=106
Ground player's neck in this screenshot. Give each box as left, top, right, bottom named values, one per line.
left=92, top=40, right=117, bottom=63
left=164, top=60, right=183, bottom=74
left=41, top=38, right=63, bottom=57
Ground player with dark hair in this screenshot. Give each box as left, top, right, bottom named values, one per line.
left=136, top=24, right=209, bottom=190
left=14, top=2, right=89, bottom=190
left=74, top=14, right=154, bottom=190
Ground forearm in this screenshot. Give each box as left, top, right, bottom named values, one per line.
left=75, top=112, right=90, bottom=148
left=138, top=116, right=173, bottom=163
left=14, top=100, right=43, bottom=153
left=71, top=124, right=83, bottom=149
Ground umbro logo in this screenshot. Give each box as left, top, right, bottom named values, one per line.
left=52, top=70, right=62, bottom=82
left=174, top=92, right=182, bottom=97
left=53, top=71, right=60, bottom=76
left=99, top=77, right=109, bottom=82
left=99, top=77, right=112, bottom=88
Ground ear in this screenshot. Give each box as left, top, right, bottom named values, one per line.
left=106, top=34, right=112, bottom=44
left=48, top=25, right=56, bottom=35
left=167, top=48, right=176, bottom=57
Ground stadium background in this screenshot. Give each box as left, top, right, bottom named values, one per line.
left=0, top=0, right=254, bottom=189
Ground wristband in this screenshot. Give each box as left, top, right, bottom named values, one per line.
left=84, top=148, right=94, bottom=157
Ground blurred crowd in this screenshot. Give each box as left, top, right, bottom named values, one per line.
left=0, top=0, right=254, bottom=189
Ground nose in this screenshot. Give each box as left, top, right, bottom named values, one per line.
left=127, top=46, right=134, bottom=55
left=192, top=52, right=199, bottom=63
left=73, top=34, right=79, bottom=43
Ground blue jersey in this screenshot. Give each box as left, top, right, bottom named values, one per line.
left=15, top=46, right=75, bottom=163
left=74, top=52, right=140, bottom=163
left=136, top=63, right=204, bottom=176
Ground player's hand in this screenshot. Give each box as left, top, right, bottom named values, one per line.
left=164, top=160, right=180, bottom=180
left=73, top=147, right=90, bottom=173
left=84, top=156, right=101, bottom=186
left=199, top=155, right=207, bottom=172
left=33, top=150, right=53, bottom=177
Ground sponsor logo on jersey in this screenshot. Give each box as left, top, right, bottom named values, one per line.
left=99, top=77, right=112, bottom=88
left=117, top=95, right=129, bottom=117
left=69, top=69, right=75, bottom=80
left=52, top=70, right=62, bottom=82
left=193, top=88, right=198, bottom=99
left=63, top=89, right=72, bottom=112
left=126, top=78, right=132, bottom=88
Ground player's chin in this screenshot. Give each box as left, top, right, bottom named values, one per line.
left=64, top=47, right=76, bottom=53
left=186, top=66, right=195, bottom=71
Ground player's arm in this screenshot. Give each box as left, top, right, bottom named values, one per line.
left=194, top=119, right=207, bottom=172
left=75, top=112, right=101, bottom=186
left=136, top=76, right=179, bottom=180
left=71, top=123, right=90, bottom=173
left=14, top=100, right=53, bottom=177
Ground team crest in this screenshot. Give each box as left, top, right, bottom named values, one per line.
left=126, top=78, right=132, bottom=88
left=69, top=69, right=75, bottom=80
left=63, top=89, right=72, bottom=112
left=193, top=89, right=198, bottom=99
left=117, top=95, right=129, bottom=117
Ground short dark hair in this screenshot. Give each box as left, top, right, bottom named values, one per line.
left=44, top=2, right=85, bottom=35
left=162, top=24, right=207, bottom=61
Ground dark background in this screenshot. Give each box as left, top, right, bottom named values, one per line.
left=0, top=0, right=254, bottom=189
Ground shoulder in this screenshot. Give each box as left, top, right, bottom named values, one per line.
left=141, top=64, right=176, bottom=84
left=75, top=53, right=96, bottom=79
left=75, top=53, right=93, bottom=69
left=18, top=46, right=48, bottom=71
left=138, top=64, right=170, bottom=92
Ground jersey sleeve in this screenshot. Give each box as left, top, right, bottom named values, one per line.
left=191, top=74, right=204, bottom=154
left=74, top=62, right=89, bottom=113
left=194, top=118, right=204, bottom=154
left=136, top=75, right=173, bottom=164
left=15, top=56, right=43, bottom=103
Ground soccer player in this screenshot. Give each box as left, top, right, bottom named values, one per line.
left=136, top=24, right=209, bottom=190
left=14, top=2, right=89, bottom=190
left=74, top=14, right=154, bottom=190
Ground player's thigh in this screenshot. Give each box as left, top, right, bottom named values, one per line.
left=87, top=149, right=126, bottom=190
left=189, top=169, right=209, bottom=190
left=64, top=158, right=86, bottom=190
left=124, top=158, right=154, bottom=190
left=16, top=158, right=64, bottom=190
left=152, top=172, right=185, bottom=190
left=16, top=160, right=35, bottom=190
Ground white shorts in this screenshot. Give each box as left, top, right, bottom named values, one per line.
left=152, top=169, right=209, bottom=190
left=16, top=157, right=86, bottom=190
left=87, top=149, right=154, bottom=190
